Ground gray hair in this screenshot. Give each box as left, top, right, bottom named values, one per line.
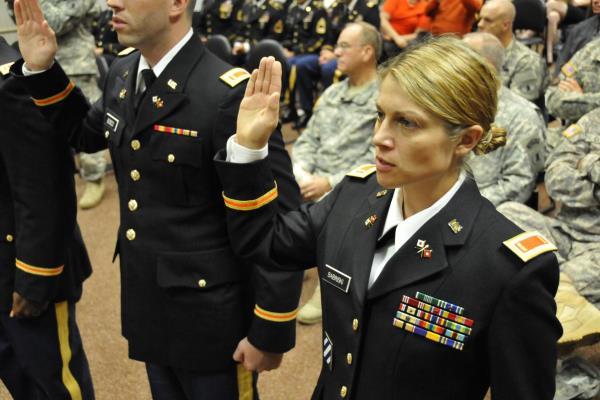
left=346, top=21, right=382, bottom=61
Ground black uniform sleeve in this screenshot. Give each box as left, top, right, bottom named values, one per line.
left=213, top=86, right=305, bottom=353
left=10, top=59, right=107, bottom=154
left=487, top=252, right=561, bottom=399
left=0, top=77, right=72, bottom=303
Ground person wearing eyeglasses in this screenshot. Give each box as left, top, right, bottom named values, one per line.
left=214, top=36, right=561, bottom=399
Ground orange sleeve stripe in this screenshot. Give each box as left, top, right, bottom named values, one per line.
left=254, top=304, right=298, bottom=322
left=32, top=82, right=75, bottom=107
left=223, top=183, right=278, bottom=211
left=16, top=259, right=64, bottom=277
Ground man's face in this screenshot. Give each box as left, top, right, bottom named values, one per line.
left=334, top=25, right=369, bottom=76
left=477, top=4, right=506, bottom=38
left=107, top=0, right=172, bottom=49
left=593, top=0, right=600, bottom=14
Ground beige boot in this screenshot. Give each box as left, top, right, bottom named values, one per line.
left=79, top=179, right=105, bottom=209
left=297, top=284, right=322, bottom=325
left=556, top=273, right=600, bottom=346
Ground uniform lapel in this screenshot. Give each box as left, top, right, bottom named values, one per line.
left=122, top=57, right=139, bottom=128
left=367, top=179, right=483, bottom=300
left=338, top=186, right=393, bottom=307
left=130, top=36, right=206, bottom=139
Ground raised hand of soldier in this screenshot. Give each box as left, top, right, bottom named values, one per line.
left=236, top=56, right=281, bottom=150
left=14, top=0, right=57, bottom=71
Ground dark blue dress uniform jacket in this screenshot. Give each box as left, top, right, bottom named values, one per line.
left=12, top=35, right=303, bottom=372
left=214, top=155, right=562, bottom=399
left=0, top=38, right=91, bottom=311
left=322, top=0, right=380, bottom=52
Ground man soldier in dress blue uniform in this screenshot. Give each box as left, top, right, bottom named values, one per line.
left=279, top=0, right=328, bottom=128
left=0, top=36, right=94, bottom=399
left=11, top=0, right=303, bottom=398
left=196, top=0, right=245, bottom=43
left=293, top=0, right=380, bottom=129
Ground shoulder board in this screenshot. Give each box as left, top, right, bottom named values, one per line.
left=346, top=164, right=376, bottom=179
left=219, top=67, right=250, bottom=87
left=562, top=123, right=582, bottom=139
left=0, top=62, right=14, bottom=76
left=503, top=231, right=557, bottom=262
left=118, top=47, right=138, bottom=57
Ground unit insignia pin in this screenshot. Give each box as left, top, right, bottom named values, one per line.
left=119, top=89, right=127, bottom=99
left=152, top=96, right=164, bottom=108
left=123, top=70, right=129, bottom=78
left=376, top=190, right=388, bottom=198
left=167, top=79, right=178, bottom=90
left=415, top=239, right=432, bottom=259
left=364, top=214, right=377, bottom=228
left=448, top=219, right=463, bottom=234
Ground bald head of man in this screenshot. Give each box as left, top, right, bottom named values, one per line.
left=463, top=32, right=505, bottom=73
left=477, top=0, right=516, bottom=47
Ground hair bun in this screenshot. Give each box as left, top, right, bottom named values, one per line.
left=474, top=123, right=506, bottom=155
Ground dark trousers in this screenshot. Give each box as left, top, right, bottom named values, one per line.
left=146, top=362, right=259, bottom=400
left=0, top=302, right=94, bottom=400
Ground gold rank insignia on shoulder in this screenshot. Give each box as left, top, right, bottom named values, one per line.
left=561, top=62, right=576, bottom=78
left=219, top=68, right=251, bottom=87
left=448, top=219, right=463, bottom=234
left=503, top=231, right=558, bottom=262
left=562, top=123, right=582, bottom=139
left=118, top=47, right=137, bottom=57
left=346, top=164, right=376, bottom=179
left=316, top=17, right=327, bottom=35
left=0, top=62, right=14, bottom=76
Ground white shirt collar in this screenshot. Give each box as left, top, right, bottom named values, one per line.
left=136, top=28, right=194, bottom=93
left=379, top=173, right=466, bottom=242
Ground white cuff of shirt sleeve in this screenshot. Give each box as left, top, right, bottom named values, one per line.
left=226, top=134, right=268, bottom=163
left=22, top=62, right=52, bottom=76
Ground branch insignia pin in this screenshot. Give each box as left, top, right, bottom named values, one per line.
left=415, top=239, right=432, bottom=259
left=448, top=219, right=463, bottom=234
left=364, top=214, right=377, bottom=229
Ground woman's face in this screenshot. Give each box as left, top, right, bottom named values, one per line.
left=373, top=76, right=462, bottom=189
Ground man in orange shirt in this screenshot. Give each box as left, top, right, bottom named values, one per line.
left=380, top=0, right=430, bottom=56
left=425, top=0, right=482, bottom=35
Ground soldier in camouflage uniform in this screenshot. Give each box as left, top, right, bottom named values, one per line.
left=477, top=0, right=547, bottom=104
left=498, top=108, right=600, bottom=400
left=293, top=22, right=380, bottom=324
left=463, top=33, right=543, bottom=206
left=292, top=0, right=380, bottom=129
left=230, top=0, right=286, bottom=64
left=40, top=0, right=107, bottom=209
left=546, top=38, right=600, bottom=128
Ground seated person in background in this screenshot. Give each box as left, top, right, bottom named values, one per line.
left=379, top=0, right=430, bottom=58
left=196, top=0, right=245, bottom=42
left=498, top=107, right=600, bottom=400
left=554, top=0, right=599, bottom=75
left=230, top=0, right=286, bottom=65
left=216, top=36, right=561, bottom=399
left=463, top=32, right=537, bottom=207
left=280, top=0, right=328, bottom=127
left=424, top=0, right=482, bottom=36
left=546, top=0, right=591, bottom=63
left=478, top=0, right=548, bottom=104
left=293, top=0, right=380, bottom=129
left=546, top=37, right=600, bottom=147
left=292, top=22, right=380, bottom=324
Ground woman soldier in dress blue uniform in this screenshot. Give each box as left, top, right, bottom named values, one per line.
left=216, top=37, right=562, bottom=399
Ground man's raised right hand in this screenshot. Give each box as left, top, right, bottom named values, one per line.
left=14, top=0, right=57, bottom=71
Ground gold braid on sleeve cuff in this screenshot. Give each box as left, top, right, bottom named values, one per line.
left=222, top=182, right=278, bottom=211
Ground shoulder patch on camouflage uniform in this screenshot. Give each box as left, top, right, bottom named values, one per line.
left=0, top=62, right=14, bottom=76
left=316, top=17, right=327, bottom=34
left=219, top=68, right=251, bottom=87
left=562, top=123, right=582, bottom=139
left=346, top=164, right=376, bottom=179
left=561, top=62, right=576, bottom=78
left=503, top=231, right=557, bottom=262
left=118, top=47, right=137, bottom=57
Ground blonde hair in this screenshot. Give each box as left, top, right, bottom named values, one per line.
left=379, top=36, right=506, bottom=156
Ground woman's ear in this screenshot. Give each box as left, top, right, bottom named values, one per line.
left=454, top=125, right=483, bottom=158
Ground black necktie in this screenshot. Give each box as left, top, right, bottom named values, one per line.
left=135, top=69, right=156, bottom=111
left=376, top=226, right=396, bottom=250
